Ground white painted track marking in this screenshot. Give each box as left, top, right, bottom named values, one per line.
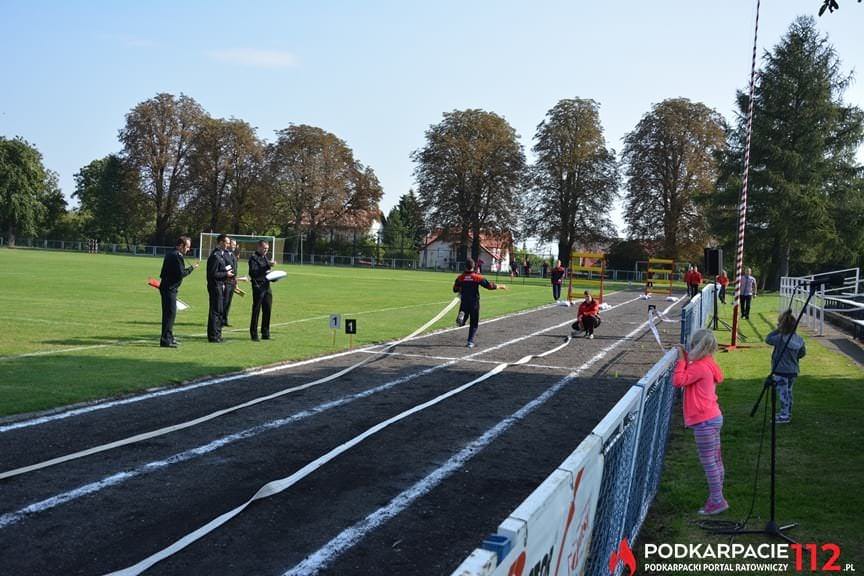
left=105, top=297, right=674, bottom=576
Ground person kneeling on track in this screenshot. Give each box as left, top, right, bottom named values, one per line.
left=454, top=257, right=505, bottom=348
left=571, top=290, right=601, bottom=339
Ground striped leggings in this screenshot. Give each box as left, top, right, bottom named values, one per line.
left=692, top=415, right=725, bottom=504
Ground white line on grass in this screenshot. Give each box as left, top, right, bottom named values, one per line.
left=0, top=296, right=569, bottom=432
left=108, top=297, right=674, bottom=576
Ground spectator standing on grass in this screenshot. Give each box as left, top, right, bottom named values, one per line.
left=571, top=290, right=601, bottom=339
left=248, top=240, right=275, bottom=342
left=523, top=258, right=531, bottom=278
left=550, top=259, right=566, bottom=301
left=688, top=265, right=703, bottom=298
left=453, top=257, right=505, bottom=348
left=673, top=329, right=728, bottom=516
left=684, top=265, right=693, bottom=296
left=542, top=261, right=549, bottom=279
left=206, top=234, right=234, bottom=343
left=716, top=269, right=729, bottom=304
left=765, top=309, right=806, bottom=424
left=740, top=267, right=757, bottom=319
left=158, top=236, right=197, bottom=348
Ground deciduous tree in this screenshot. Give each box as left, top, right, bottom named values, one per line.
left=622, top=98, right=726, bottom=261
left=523, top=98, right=619, bottom=266
left=413, top=109, right=525, bottom=261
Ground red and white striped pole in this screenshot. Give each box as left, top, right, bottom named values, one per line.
left=730, top=0, right=761, bottom=349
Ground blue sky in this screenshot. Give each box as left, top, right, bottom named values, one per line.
left=2, top=0, right=862, bottom=237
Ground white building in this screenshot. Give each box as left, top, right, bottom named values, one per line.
left=419, top=230, right=512, bottom=272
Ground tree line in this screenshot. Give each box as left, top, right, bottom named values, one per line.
left=2, top=17, right=862, bottom=288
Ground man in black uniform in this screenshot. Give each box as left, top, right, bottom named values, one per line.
left=207, top=234, right=234, bottom=342
left=453, top=257, right=505, bottom=348
left=222, top=238, right=238, bottom=327
left=248, top=240, right=275, bottom=341
left=159, top=236, right=197, bottom=348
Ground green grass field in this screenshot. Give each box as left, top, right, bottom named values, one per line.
left=640, top=293, right=864, bottom=571
left=0, top=249, right=630, bottom=417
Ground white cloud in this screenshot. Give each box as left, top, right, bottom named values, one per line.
left=207, top=48, right=299, bottom=69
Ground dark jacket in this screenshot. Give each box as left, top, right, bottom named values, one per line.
left=551, top=266, right=566, bottom=285
left=206, top=248, right=230, bottom=286
left=766, top=330, right=806, bottom=376
left=248, top=252, right=273, bottom=291
left=159, top=249, right=194, bottom=292
left=453, top=271, right=497, bottom=307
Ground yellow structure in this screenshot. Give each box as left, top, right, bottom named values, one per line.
left=568, top=252, right=606, bottom=304
left=645, top=257, right=675, bottom=297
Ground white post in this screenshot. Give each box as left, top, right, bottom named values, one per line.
left=819, top=285, right=825, bottom=336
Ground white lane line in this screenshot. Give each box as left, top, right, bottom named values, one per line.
left=282, top=298, right=685, bottom=575
left=0, top=363, right=456, bottom=530
left=0, top=301, right=456, bottom=362
left=104, top=295, right=653, bottom=576
left=0, top=294, right=637, bottom=519
left=0, top=344, right=114, bottom=361
left=0, top=298, right=461, bottom=481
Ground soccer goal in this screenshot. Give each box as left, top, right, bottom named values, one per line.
left=199, top=233, right=284, bottom=264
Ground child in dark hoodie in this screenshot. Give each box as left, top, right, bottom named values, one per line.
left=765, top=310, right=806, bottom=424
left=674, top=328, right=727, bottom=516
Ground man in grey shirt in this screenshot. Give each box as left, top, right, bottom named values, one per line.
left=740, top=267, right=757, bottom=319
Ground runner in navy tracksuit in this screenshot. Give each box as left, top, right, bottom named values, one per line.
left=453, top=257, right=503, bottom=348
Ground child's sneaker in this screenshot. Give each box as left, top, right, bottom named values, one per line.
left=456, top=311, right=466, bottom=327
left=698, top=499, right=729, bottom=516
left=466, top=341, right=476, bottom=349
left=775, top=415, right=791, bottom=424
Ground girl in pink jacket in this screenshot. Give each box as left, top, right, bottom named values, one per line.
left=673, top=328, right=728, bottom=515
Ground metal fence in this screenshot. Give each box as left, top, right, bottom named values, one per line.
left=584, top=350, right=679, bottom=576
left=0, top=235, right=689, bottom=286
left=780, top=268, right=863, bottom=340
left=680, top=283, right=716, bottom=347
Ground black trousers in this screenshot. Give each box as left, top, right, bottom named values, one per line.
left=208, top=283, right=225, bottom=341
left=160, top=288, right=177, bottom=345
left=223, top=285, right=235, bottom=324
left=459, top=301, right=480, bottom=343
left=552, top=284, right=562, bottom=300
left=251, top=288, right=272, bottom=338
left=741, top=294, right=753, bottom=319
left=572, top=315, right=600, bottom=335
left=719, top=285, right=727, bottom=304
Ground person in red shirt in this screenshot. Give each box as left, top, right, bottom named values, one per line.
left=550, top=259, right=566, bottom=301
left=715, top=269, right=729, bottom=304
left=571, top=290, right=601, bottom=339
left=684, top=265, right=693, bottom=295
left=454, top=257, right=504, bottom=348
left=673, top=328, right=728, bottom=515
left=688, top=265, right=703, bottom=298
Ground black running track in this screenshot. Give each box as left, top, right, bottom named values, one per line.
left=0, top=289, right=684, bottom=576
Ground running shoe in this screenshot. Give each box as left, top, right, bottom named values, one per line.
left=698, top=499, right=729, bottom=516
left=466, top=341, right=476, bottom=348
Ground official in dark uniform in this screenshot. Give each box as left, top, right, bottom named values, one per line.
left=159, top=236, right=197, bottom=348
left=206, top=234, right=233, bottom=342
left=222, top=238, right=238, bottom=327
left=248, top=240, right=275, bottom=341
